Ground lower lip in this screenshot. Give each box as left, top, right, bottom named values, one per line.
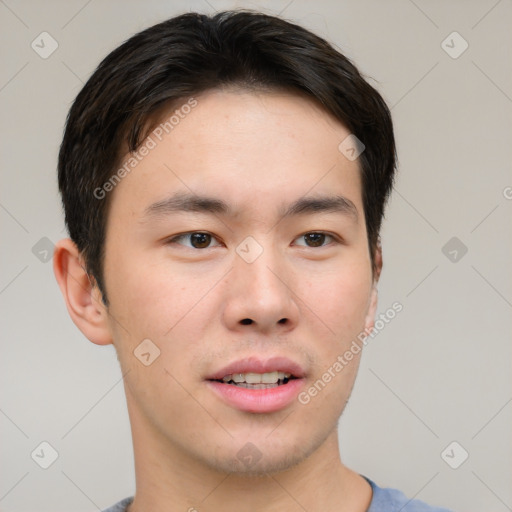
left=207, top=379, right=304, bottom=413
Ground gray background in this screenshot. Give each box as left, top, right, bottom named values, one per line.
left=1, top=0, right=511, bottom=511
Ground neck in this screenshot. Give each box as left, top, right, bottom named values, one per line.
left=126, top=401, right=372, bottom=512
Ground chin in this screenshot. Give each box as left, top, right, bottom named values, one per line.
left=201, top=433, right=321, bottom=477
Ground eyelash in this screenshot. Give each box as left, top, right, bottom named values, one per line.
left=166, top=231, right=340, bottom=249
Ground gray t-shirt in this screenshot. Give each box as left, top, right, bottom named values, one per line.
left=101, top=476, right=454, bottom=511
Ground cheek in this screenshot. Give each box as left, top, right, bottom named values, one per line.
left=304, top=268, right=372, bottom=337
left=108, top=266, right=172, bottom=338
left=106, top=254, right=220, bottom=347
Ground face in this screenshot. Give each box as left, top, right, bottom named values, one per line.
left=100, top=88, right=379, bottom=474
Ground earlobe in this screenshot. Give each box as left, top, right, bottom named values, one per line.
left=363, top=241, right=383, bottom=335
left=364, top=284, right=379, bottom=335
left=53, top=238, right=113, bottom=346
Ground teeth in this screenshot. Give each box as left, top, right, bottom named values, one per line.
left=261, top=371, right=278, bottom=384
left=234, top=383, right=279, bottom=389
left=221, top=372, right=292, bottom=384
left=245, top=372, right=262, bottom=384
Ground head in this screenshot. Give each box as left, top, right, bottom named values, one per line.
left=54, top=11, right=396, bottom=475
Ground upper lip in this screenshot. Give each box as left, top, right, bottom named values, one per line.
left=206, top=357, right=306, bottom=380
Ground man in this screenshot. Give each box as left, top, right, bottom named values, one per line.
left=53, top=10, right=454, bottom=512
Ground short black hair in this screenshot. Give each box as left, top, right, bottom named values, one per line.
left=58, top=10, right=396, bottom=304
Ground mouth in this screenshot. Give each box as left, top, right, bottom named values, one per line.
left=205, top=358, right=305, bottom=413
left=210, top=371, right=297, bottom=389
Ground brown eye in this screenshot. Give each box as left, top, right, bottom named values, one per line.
left=303, top=233, right=326, bottom=247
left=168, top=232, right=220, bottom=249
left=189, top=233, right=212, bottom=248
left=294, top=232, right=338, bottom=248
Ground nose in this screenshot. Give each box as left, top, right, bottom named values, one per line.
left=221, top=246, right=300, bottom=335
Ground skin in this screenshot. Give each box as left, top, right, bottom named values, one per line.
left=54, top=88, right=382, bottom=512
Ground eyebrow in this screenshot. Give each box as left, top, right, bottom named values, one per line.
left=141, top=192, right=358, bottom=222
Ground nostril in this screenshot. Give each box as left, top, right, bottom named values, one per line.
left=240, top=318, right=253, bottom=325
left=278, top=318, right=288, bottom=324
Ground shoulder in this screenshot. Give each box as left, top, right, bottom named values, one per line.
left=99, top=479, right=456, bottom=512
left=362, top=476, right=455, bottom=512
left=101, top=496, right=134, bottom=512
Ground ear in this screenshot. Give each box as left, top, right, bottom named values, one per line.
left=363, top=240, right=383, bottom=334
left=53, top=238, right=113, bottom=345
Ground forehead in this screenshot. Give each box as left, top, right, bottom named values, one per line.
left=108, top=88, right=363, bottom=220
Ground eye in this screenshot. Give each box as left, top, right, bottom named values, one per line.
left=294, top=232, right=337, bottom=248
left=167, top=232, right=222, bottom=249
